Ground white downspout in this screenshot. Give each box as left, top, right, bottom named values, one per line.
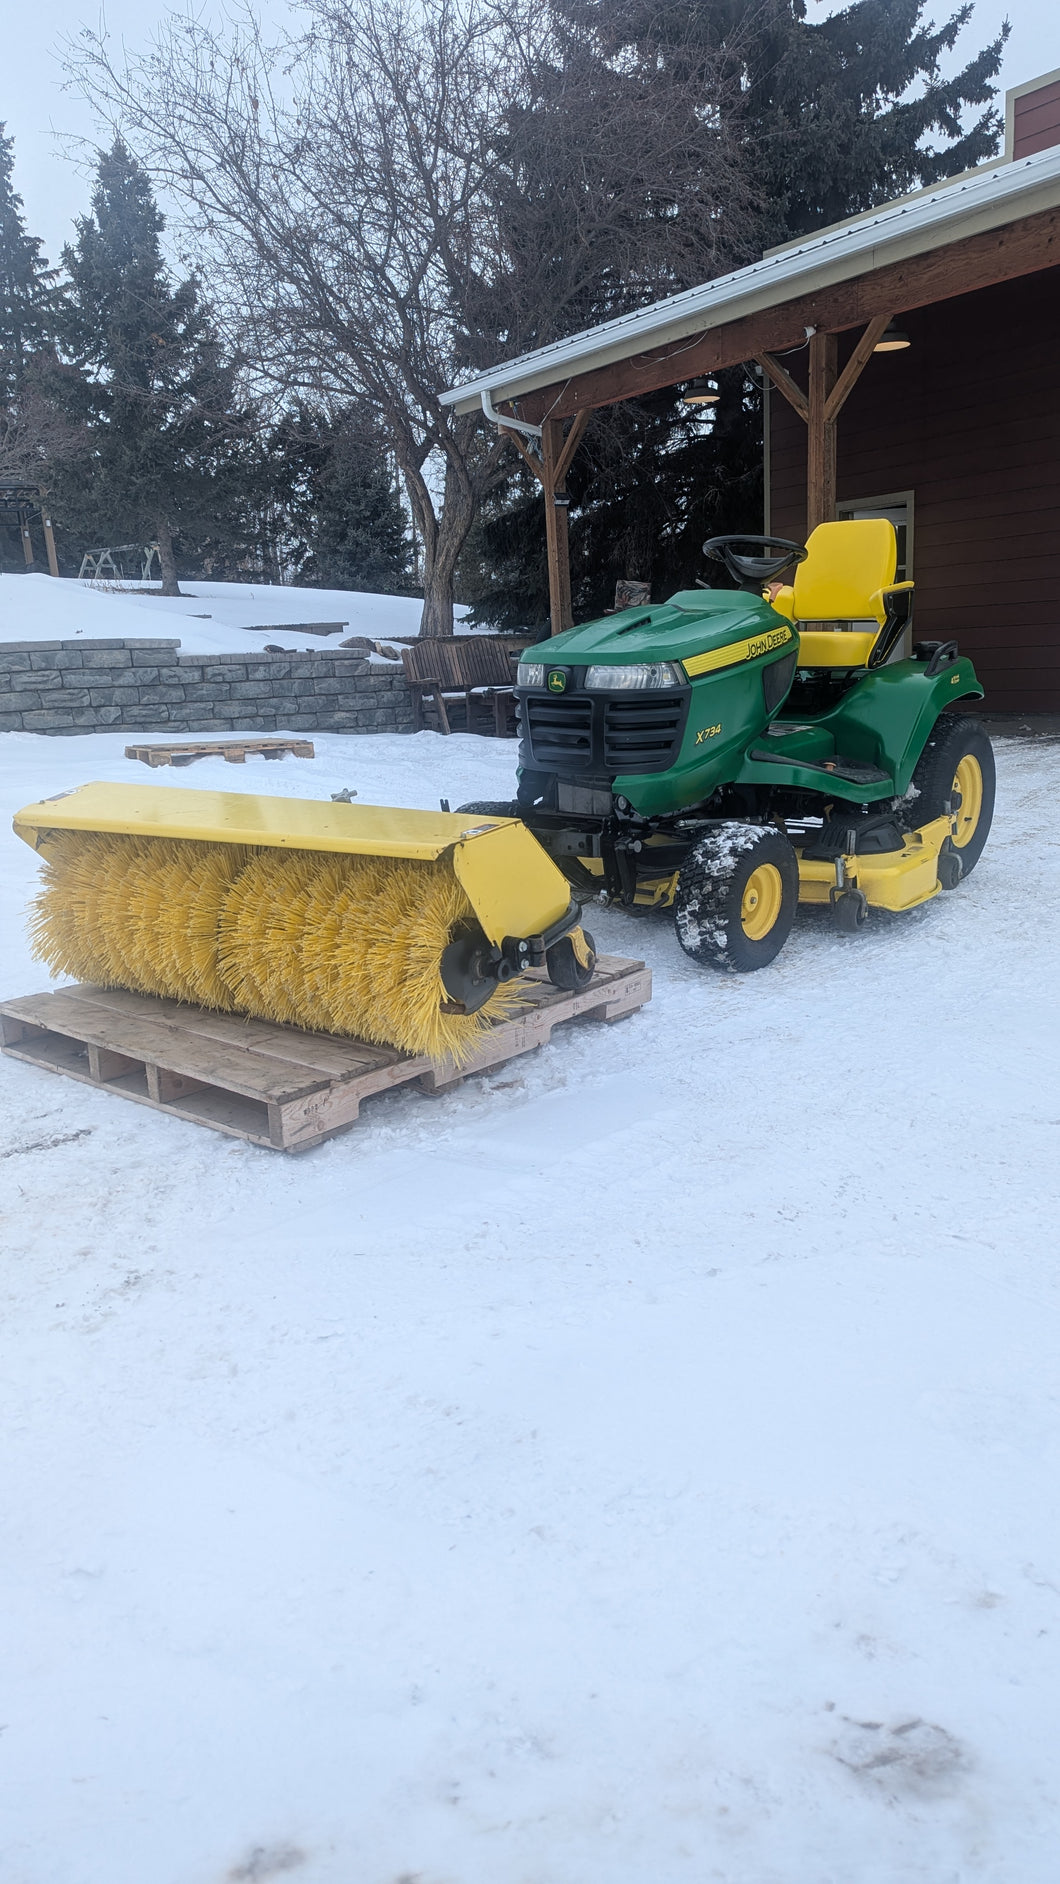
left=479, top=386, right=543, bottom=440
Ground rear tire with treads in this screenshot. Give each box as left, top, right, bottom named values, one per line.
left=674, top=824, right=798, bottom=972
left=909, top=715, right=995, bottom=876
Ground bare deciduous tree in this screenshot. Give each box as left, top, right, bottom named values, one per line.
left=68, top=0, right=752, bottom=633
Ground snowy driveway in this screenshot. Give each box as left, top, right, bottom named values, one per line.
left=1, top=728, right=1059, bottom=1883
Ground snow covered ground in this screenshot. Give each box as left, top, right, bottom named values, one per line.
left=1, top=725, right=1059, bottom=1884
left=0, top=572, right=454, bottom=656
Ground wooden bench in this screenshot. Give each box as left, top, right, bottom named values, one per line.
left=400, top=636, right=521, bottom=735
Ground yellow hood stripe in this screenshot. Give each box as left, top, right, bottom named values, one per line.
left=683, top=624, right=793, bottom=679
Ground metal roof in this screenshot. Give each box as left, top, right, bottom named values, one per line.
left=441, top=142, right=1060, bottom=415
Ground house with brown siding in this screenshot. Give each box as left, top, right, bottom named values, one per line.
left=443, top=68, right=1060, bottom=715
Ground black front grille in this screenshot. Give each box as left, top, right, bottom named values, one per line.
left=523, top=694, right=593, bottom=764
left=602, top=697, right=686, bottom=769
left=519, top=688, right=688, bottom=775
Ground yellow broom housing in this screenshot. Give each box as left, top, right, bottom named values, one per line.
left=14, top=783, right=592, bottom=1063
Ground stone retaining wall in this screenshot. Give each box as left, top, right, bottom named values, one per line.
left=0, top=638, right=416, bottom=736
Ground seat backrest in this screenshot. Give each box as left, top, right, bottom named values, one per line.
left=793, top=519, right=897, bottom=626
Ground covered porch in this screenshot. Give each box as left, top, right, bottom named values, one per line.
left=442, top=72, right=1060, bottom=713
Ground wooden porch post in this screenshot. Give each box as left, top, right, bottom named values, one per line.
left=807, top=331, right=838, bottom=533
left=541, top=418, right=572, bottom=636
left=20, top=508, right=34, bottom=567
left=40, top=506, right=59, bottom=578
left=501, top=410, right=589, bottom=636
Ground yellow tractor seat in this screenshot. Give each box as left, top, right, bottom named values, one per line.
left=769, top=520, right=914, bottom=669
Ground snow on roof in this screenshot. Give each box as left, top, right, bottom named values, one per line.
left=441, top=141, right=1060, bottom=414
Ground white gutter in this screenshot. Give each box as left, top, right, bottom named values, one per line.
left=441, top=142, right=1060, bottom=415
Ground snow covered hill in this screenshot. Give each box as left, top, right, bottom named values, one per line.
left=1, top=724, right=1059, bottom=1883
left=0, top=572, right=459, bottom=656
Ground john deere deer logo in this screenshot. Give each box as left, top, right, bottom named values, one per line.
left=547, top=669, right=567, bottom=693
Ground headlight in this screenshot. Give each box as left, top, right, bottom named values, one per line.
left=584, top=662, right=684, bottom=690
left=517, top=661, right=546, bottom=687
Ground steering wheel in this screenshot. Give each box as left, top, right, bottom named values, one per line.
left=703, top=535, right=807, bottom=591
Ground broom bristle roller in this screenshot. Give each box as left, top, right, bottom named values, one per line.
left=29, top=831, right=522, bottom=1063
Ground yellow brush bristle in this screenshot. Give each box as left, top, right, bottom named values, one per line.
left=218, top=849, right=334, bottom=1029
left=150, top=840, right=252, bottom=1009
left=29, top=830, right=524, bottom=1064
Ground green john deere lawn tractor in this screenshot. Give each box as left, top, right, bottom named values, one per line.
left=459, top=518, right=995, bottom=975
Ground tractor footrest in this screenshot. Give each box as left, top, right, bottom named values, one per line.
left=802, top=812, right=908, bottom=859
left=748, top=748, right=891, bottom=785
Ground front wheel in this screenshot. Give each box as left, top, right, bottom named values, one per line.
left=909, top=715, right=995, bottom=876
left=674, top=824, right=798, bottom=972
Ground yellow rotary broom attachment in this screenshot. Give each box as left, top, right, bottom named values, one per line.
left=14, top=783, right=594, bottom=1064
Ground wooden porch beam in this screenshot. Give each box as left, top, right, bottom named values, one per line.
left=824, top=312, right=893, bottom=423
left=509, top=205, right=1060, bottom=421
left=755, top=351, right=809, bottom=422
left=501, top=426, right=545, bottom=485
left=551, top=408, right=590, bottom=491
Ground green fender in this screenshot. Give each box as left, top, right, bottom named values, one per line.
left=811, top=655, right=983, bottom=794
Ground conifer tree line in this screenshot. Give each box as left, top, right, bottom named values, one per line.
left=0, top=131, right=411, bottom=595
left=4, top=0, right=1005, bottom=625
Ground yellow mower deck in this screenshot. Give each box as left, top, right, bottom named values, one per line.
left=610, top=810, right=958, bottom=915
left=794, top=813, right=954, bottom=913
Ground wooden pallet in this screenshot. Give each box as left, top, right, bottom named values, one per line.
left=125, top=737, right=316, bottom=768
left=0, top=957, right=650, bottom=1153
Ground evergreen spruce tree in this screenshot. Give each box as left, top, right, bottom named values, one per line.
left=0, top=124, right=62, bottom=567
left=58, top=138, right=242, bottom=595
left=569, top=0, right=1008, bottom=244
left=274, top=408, right=412, bottom=593
left=0, top=124, right=55, bottom=407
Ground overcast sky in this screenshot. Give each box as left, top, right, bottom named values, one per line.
left=4, top=0, right=1059, bottom=265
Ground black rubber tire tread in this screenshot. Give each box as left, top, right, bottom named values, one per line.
left=908, top=714, right=995, bottom=877
left=673, top=824, right=798, bottom=973
left=454, top=800, right=521, bottom=818
left=546, top=929, right=597, bottom=991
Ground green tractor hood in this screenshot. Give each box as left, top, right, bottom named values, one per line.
left=536, top=589, right=777, bottom=667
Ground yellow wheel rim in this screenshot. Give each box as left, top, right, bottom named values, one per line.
left=951, top=754, right=983, bottom=849
left=740, top=862, right=784, bottom=941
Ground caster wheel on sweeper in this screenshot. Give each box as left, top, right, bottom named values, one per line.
left=456, top=804, right=596, bottom=992
left=546, top=929, right=597, bottom=990
left=674, top=825, right=798, bottom=972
